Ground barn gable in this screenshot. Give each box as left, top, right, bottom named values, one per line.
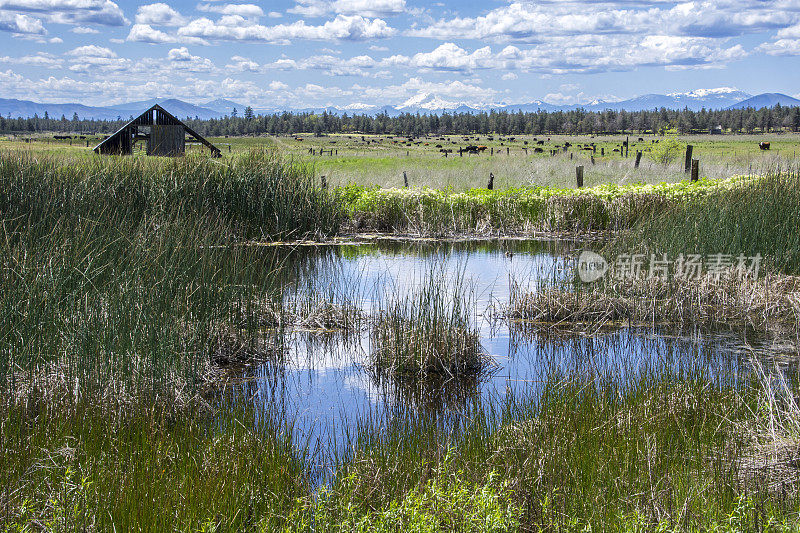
left=93, top=104, right=221, bottom=157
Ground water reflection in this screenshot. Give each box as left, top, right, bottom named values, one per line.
left=224, top=238, right=797, bottom=462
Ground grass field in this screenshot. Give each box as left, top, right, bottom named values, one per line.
left=4, top=132, right=800, bottom=190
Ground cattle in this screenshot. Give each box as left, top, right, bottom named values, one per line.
left=435, top=144, right=442, bottom=148
left=534, top=147, right=544, bottom=153
left=536, top=140, right=545, bottom=145
left=638, top=137, right=644, bottom=141
left=759, top=141, right=771, bottom=150
left=477, top=145, right=488, bottom=152
left=564, top=142, right=571, bottom=148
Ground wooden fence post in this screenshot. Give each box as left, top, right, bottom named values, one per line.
left=634, top=151, right=642, bottom=168
left=487, top=172, right=494, bottom=190
left=403, top=171, right=409, bottom=188
left=691, top=159, right=699, bottom=182
left=321, top=176, right=327, bottom=189
left=684, top=145, right=693, bottom=173
left=590, top=155, right=595, bottom=165
left=576, top=166, right=584, bottom=188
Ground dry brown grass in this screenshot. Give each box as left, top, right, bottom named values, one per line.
left=508, top=271, right=800, bottom=334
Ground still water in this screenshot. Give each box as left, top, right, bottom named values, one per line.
left=226, top=239, right=794, bottom=463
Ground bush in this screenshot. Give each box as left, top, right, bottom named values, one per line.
left=648, top=136, right=684, bottom=167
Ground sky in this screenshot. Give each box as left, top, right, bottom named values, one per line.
left=0, top=0, right=799, bottom=110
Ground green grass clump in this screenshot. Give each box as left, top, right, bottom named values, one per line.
left=370, top=267, right=487, bottom=380
left=306, top=468, right=522, bottom=532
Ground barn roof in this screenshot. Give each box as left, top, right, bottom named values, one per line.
left=93, top=104, right=221, bottom=157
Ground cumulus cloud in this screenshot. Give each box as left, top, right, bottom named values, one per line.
left=0, top=12, right=46, bottom=33
left=0, top=51, right=60, bottom=67
left=178, top=14, right=396, bottom=43
left=409, top=0, right=800, bottom=42
left=164, top=47, right=215, bottom=72
left=266, top=53, right=379, bottom=76
left=758, top=38, right=800, bottom=55
left=67, top=44, right=116, bottom=58
left=127, top=23, right=176, bottom=42
left=0, top=0, right=128, bottom=26
left=226, top=54, right=260, bottom=71
left=197, top=3, right=264, bottom=18
left=135, top=3, right=187, bottom=26
left=288, top=0, right=329, bottom=17
left=331, top=0, right=405, bottom=17
left=269, top=37, right=747, bottom=78
left=289, top=0, right=405, bottom=17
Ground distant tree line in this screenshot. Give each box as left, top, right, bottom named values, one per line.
left=2, top=105, right=800, bottom=137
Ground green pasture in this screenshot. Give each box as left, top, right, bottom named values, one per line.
left=3, top=132, right=800, bottom=190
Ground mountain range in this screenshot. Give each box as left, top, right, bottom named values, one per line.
left=1, top=90, right=798, bottom=121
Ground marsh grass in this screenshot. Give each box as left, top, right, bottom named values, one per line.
left=626, top=166, right=800, bottom=274
left=370, top=265, right=491, bottom=381
left=507, top=271, right=800, bottom=334
left=0, top=399, right=309, bottom=532
left=738, top=359, right=800, bottom=495
left=0, top=149, right=341, bottom=402
left=339, top=174, right=753, bottom=236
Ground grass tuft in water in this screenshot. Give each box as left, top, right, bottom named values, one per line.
left=370, top=265, right=489, bottom=381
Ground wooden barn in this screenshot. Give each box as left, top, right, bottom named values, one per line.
left=93, top=104, right=221, bottom=157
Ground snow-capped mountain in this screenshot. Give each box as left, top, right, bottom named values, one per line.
left=0, top=89, right=796, bottom=120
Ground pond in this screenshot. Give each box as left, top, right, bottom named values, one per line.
left=224, top=239, right=793, bottom=472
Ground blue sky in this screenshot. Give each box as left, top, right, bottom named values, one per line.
left=0, top=0, right=798, bottom=109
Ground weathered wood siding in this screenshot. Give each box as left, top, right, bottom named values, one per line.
left=147, top=125, right=185, bottom=157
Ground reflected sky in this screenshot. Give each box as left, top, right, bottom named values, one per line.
left=224, top=239, right=796, bottom=465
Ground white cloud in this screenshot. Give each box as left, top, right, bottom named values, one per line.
left=409, top=0, right=800, bottom=43
left=68, top=44, right=116, bottom=58
left=135, top=3, right=187, bottom=26
left=287, top=0, right=329, bottom=17
left=165, top=47, right=215, bottom=72
left=226, top=54, right=260, bottom=71
left=390, top=42, right=494, bottom=72
left=198, top=3, right=264, bottom=18
left=332, top=0, right=405, bottom=17
left=178, top=14, right=396, bottom=43
left=0, top=51, right=61, bottom=67
left=0, top=0, right=127, bottom=26
left=71, top=25, right=98, bottom=33
left=266, top=53, right=379, bottom=76
left=0, top=12, right=45, bottom=34
left=758, top=38, right=800, bottom=55
left=127, top=23, right=175, bottom=42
